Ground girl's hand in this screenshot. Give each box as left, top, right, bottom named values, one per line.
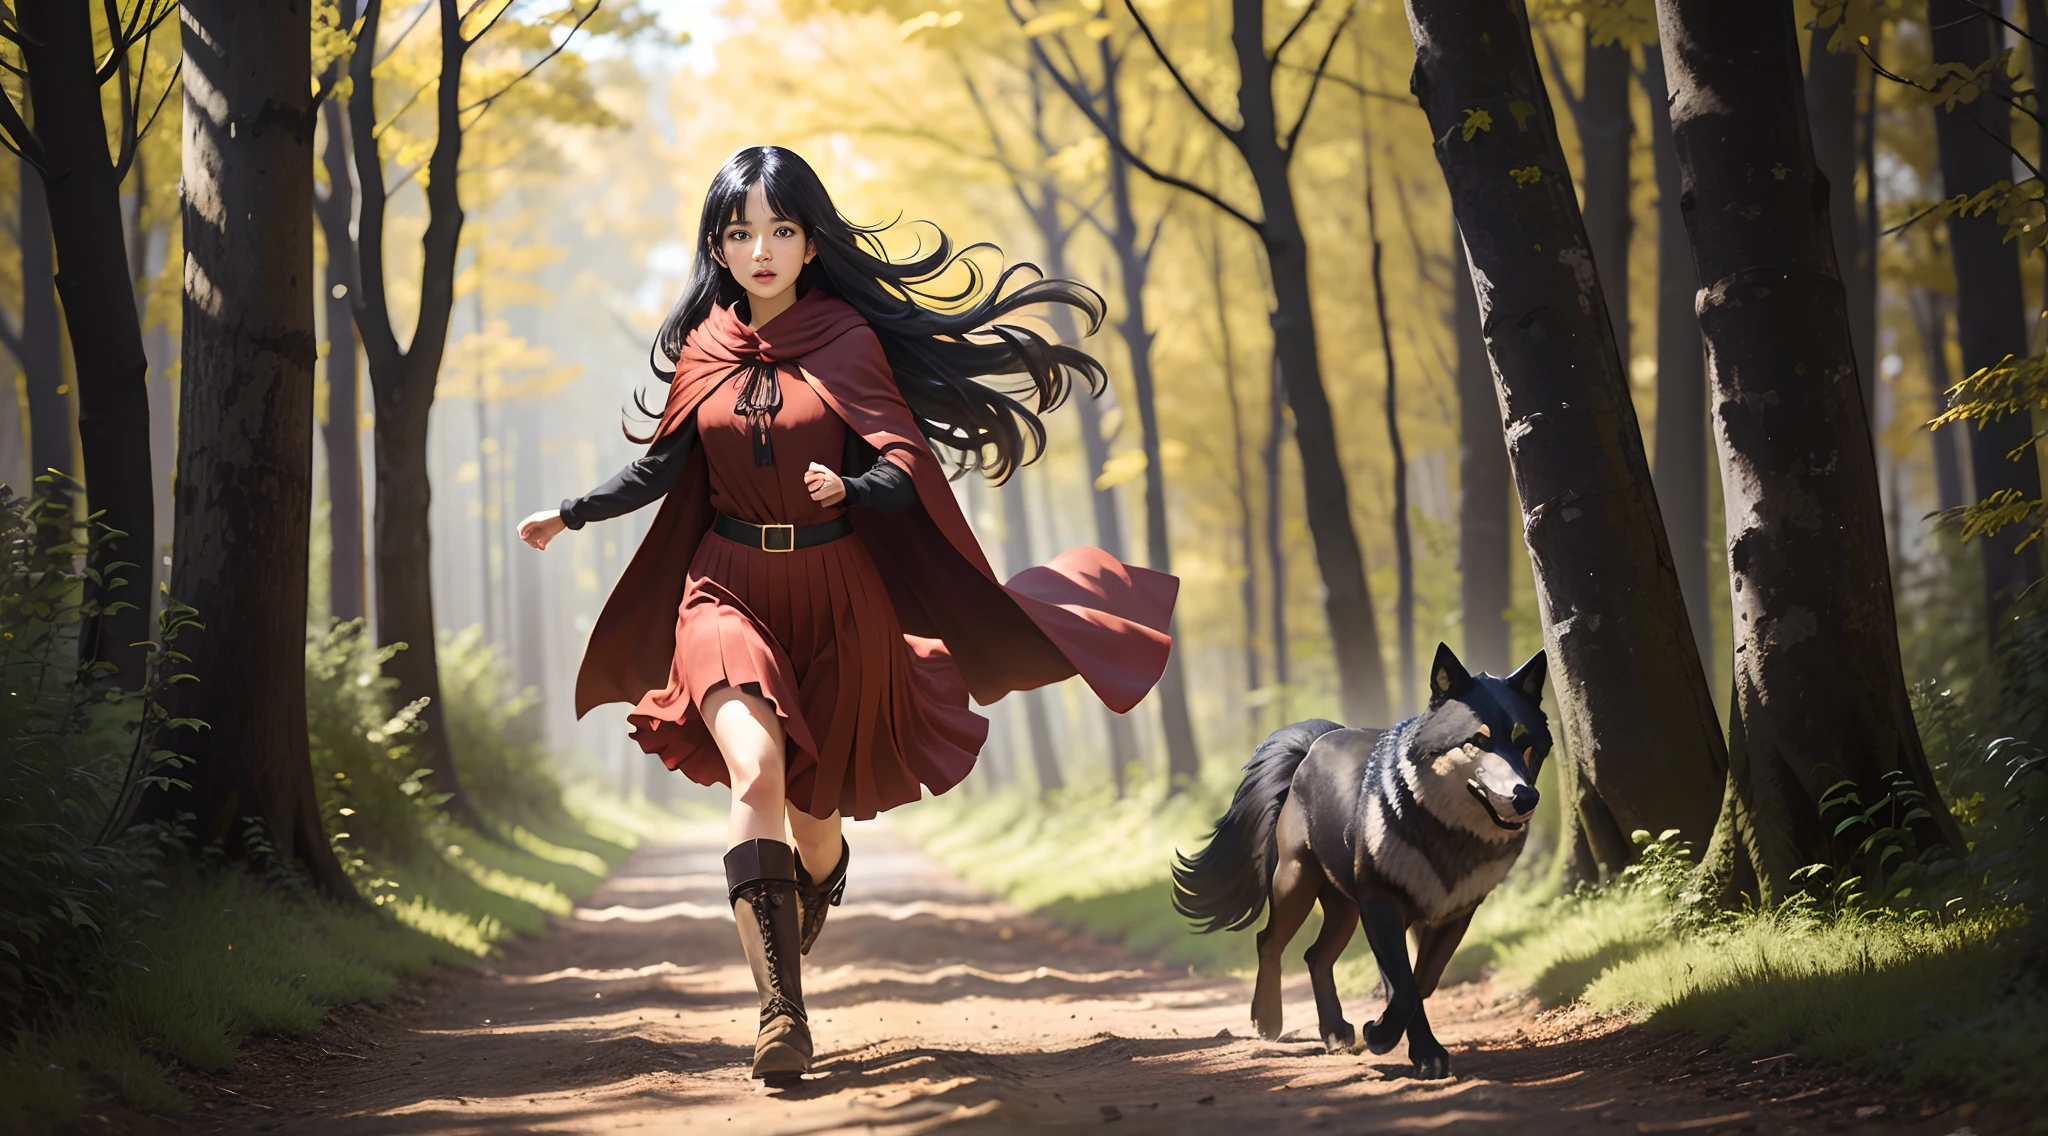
left=519, top=509, right=568, bottom=551
left=804, top=461, right=847, bottom=506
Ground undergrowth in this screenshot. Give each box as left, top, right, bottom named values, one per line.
left=0, top=491, right=663, bottom=1125
left=904, top=602, right=2048, bottom=1106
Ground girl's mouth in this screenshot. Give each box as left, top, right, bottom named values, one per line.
left=753, top=270, right=776, bottom=282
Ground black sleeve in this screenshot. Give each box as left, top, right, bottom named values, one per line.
left=839, top=431, right=916, bottom=515
left=559, top=422, right=697, bottom=530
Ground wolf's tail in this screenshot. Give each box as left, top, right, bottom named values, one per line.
left=1172, top=718, right=1346, bottom=934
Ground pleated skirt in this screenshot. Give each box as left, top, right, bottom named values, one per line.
left=627, top=528, right=989, bottom=820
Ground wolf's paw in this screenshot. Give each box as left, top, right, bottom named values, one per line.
left=1364, top=1000, right=1416, bottom=1055
left=1409, top=1040, right=1453, bottom=1080
left=1320, top=1021, right=1355, bottom=1054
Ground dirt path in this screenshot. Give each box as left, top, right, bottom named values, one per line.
left=193, top=825, right=1989, bottom=1135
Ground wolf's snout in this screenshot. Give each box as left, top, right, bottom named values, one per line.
left=1511, top=784, right=1539, bottom=816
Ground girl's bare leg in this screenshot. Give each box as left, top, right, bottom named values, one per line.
left=702, top=685, right=787, bottom=848
left=785, top=805, right=843, bottom=877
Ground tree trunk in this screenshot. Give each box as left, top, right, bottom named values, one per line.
left=316, top=33, right=367, bottom=626
left=1928, top=0, right=2045, bottom=629
left=1230, top=0, right=1387, bottom=726
left=1263, top=358, right=1290, bottom=721
left=19, top=0, right=155, bottom=687
left=1805, top=32, right=1876, bottom=418
left=1578, top=35, right=1632, bottom=371
left=348, top=0, right=483, bottom=827
left=1001, top=479, right=1064, bottom=796
left=165, top=0, right=354, bottom=900
left=2025, top=0, right=2048, bottom=343
left=1099, top=41, right=1201, bottom=786
left=1406, top=0, right=1728, bottom=873
left=1029, top=193, right=1140, bottom=796
left=1212, top=227, right=1262, bottom=702
left=1655, top=0, right=1961, bottom=901
left=1366, top=164, right=1416, bottom=715
left=18, top=168, right=71, bottom=494
left=1453, top=230, right=1512, bottom=676
left=1911, top=289, right=1968, bottom=512
left=1641, top=44, right=1712, bottom=675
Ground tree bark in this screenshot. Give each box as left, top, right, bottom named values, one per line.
left=1577, top=35, right=1632, bottom=371
left=1655, top=0, right=1961, bottom=901
left=1366, top=164, right=1415, bottom=715
left=348, top=0, right=483, bottom=827
left=316, top=14, right=367, bottom=626
left=166, top=0, right=354, bottom=900
left=1928, top=0, right=2045, bottom=629
left=17, top=168, right=71, bottom=495
left=1805, top=32, right=1876, bottom=419
left=1263, top=358, right=1290, bottom=720
left=1453, top=229, right=1512, bottom=676
left=1641, top=44, right=1712, bottom=676
left=1001, top=479, right=1064, bottom=796
left=1406, top=0, right=1728, bottom=873
left=19, top=0, right=155, bottom=687
left=1097, top=40, right=1201, bottom=787
left=2030, top=0, right=2048, bottom=342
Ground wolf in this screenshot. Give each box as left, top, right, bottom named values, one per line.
left=1173, top=643, right=1550, bottom=1078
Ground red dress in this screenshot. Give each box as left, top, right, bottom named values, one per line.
left=575, top=289, right=1178, bottom=822
left=627, top=375, right=987, bottom=820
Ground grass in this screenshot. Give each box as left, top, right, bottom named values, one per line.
left=0, top=787, right=654, bottom=1124
left=901, top=774, right=2046, bottom=1105
left=896, top=775, right=1372, bottom=977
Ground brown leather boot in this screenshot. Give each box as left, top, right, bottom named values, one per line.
left=794, top=837, right=849, bottom=955
left=725, top=839, right=811, bottom=1084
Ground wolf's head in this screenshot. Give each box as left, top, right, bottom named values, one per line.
left=1404, top=643, right=1552, bottom=833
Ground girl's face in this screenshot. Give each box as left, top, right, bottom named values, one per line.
left=713, top=181, right=815, bottom=309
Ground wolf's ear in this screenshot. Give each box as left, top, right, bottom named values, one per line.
left=1427, top=642, right=1473, bottom=708
left=1507, top=650, right=1548, bottom=703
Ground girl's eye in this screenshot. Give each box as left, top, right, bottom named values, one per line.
left=776, top=226, right=796, bottom=238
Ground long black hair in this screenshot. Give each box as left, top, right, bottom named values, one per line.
left=647, top=145, right=1108, bottom=481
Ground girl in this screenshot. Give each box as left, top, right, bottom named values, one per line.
left=519, top=146, right=1176, bottom=1085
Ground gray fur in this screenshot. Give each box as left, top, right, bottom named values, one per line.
left=1175, top=643, right=1551, bottom=1079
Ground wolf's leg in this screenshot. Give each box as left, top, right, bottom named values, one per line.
left=1403, top=998, right=1451, bottom=1079
left=1411, top=912, right=1473, bottom=999
left=1252, top=840, right=1319, bottom=1041
left=1358, top=897, right=1420, bottom=1056
left=1303, top=889, right=1358, bottom=1053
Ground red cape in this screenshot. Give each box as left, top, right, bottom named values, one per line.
left=574, top=289, right=1177, bottom=720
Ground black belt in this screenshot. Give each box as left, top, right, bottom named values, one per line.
left=713, top=512, right=854, bottom=553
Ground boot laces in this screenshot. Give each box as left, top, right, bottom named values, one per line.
left=742, top=885, right=808, bottom=1023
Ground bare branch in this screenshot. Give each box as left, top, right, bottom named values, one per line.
left=130, top=58, right=180, bottom=156
left=1117, top=0, right=1242, bottom=139
left=1282, top=2, right=1355, bottom=157
left=459, top=0, right=601, bottom=117
left=1027, top=33, right=1262, bottom=232
left=0, top=86, right=45, bottom=171
left=375, top=0, right=433, bottom=66
left=1934, top=0, right=2048, bottom=56
left=458, top=0, right=519, bottom=48
left=1268, top=0, right=1323, bottom=66
left=1865, top=42, right=2045, bottom=164
left=1277, top=61, right=1411, bottom=103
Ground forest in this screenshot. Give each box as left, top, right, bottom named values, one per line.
left=0, top=0, right=2044, bottom=1129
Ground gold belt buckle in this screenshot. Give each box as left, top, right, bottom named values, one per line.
left=760, top=523, right=796, bottom=553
